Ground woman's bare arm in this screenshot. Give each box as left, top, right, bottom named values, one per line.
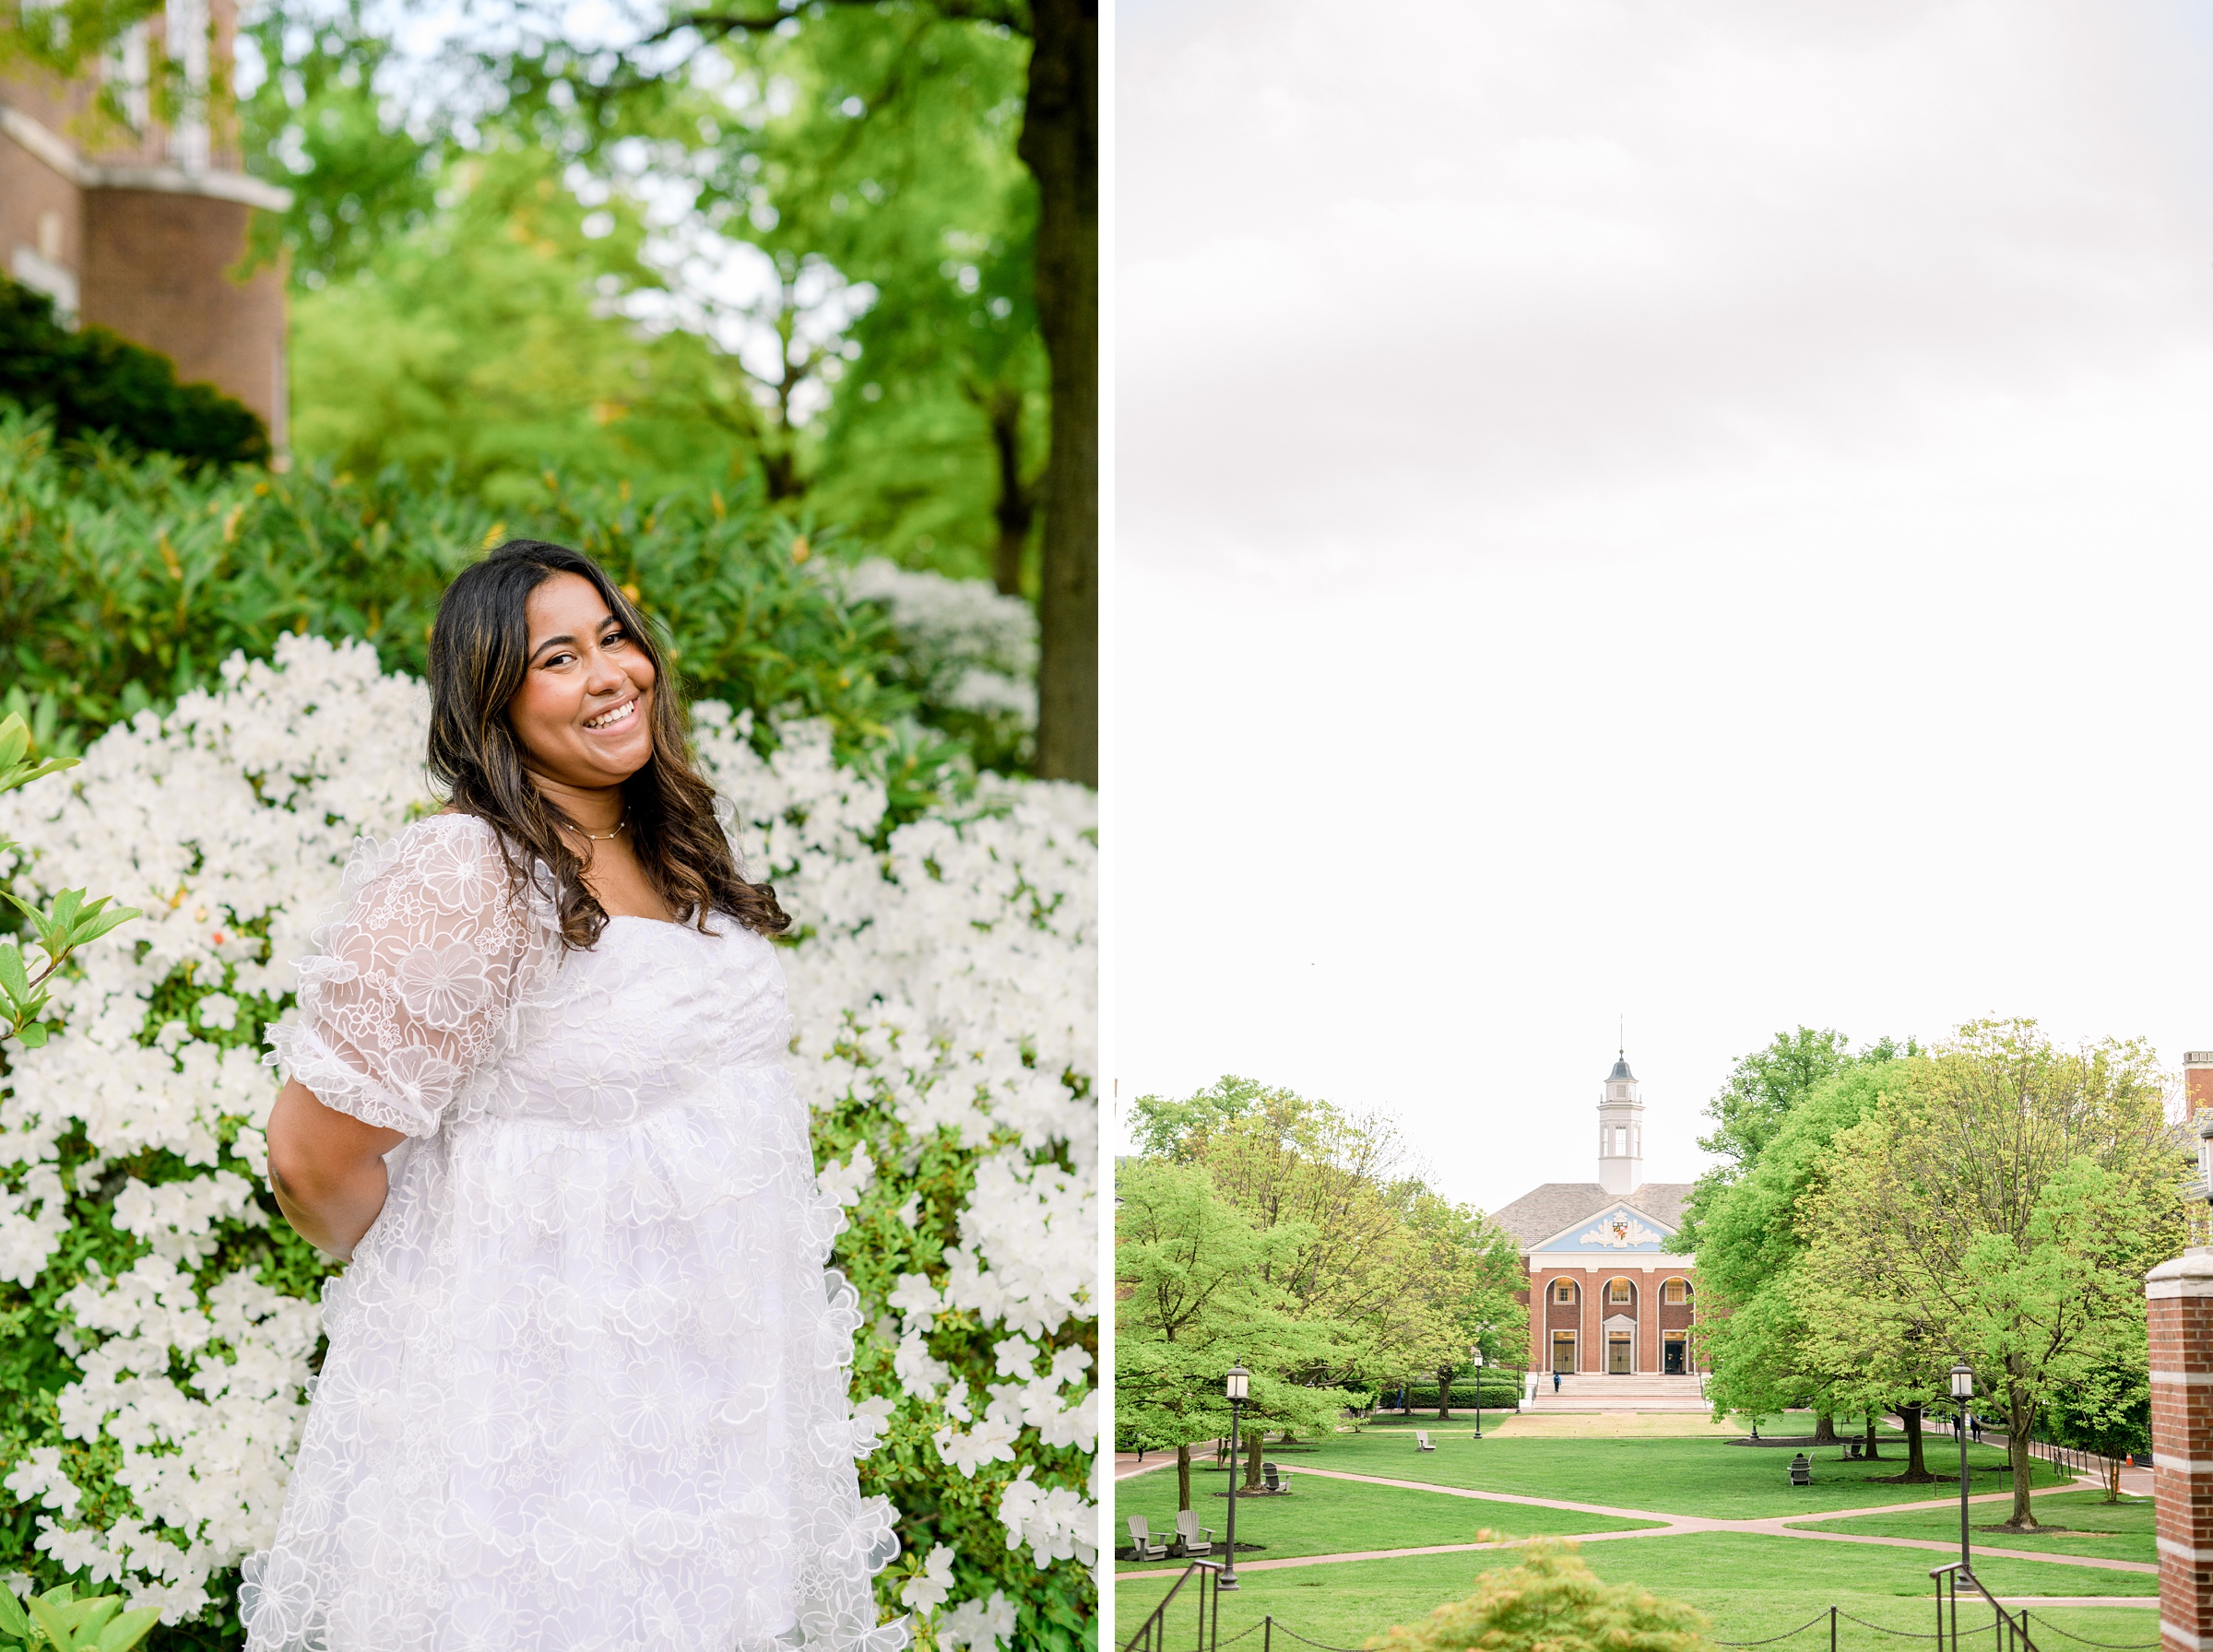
left=266, top=1079, right=406, bottom=1260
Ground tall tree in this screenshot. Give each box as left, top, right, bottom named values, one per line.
left=1681, top=1060, right=1910, bottom=1434
left=482, top=0, right=1096, bottom=780
left=1131, top=1078, right=1527, bottom=1396
left=1793, top=1019, right=2185, bottom=1529
left=1114, top=1157, right=1343, bottom=1511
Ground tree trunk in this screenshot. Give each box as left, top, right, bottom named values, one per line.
left=1438, top=1365, right=1454, bottom=1422
left=1863, top=1413, right=1879, bottom=1460
left=1177, top=1441, right=1192, bottom=1513
left=1245, top=1426, right=1264, bottom=1491
left=1813, top=1413, right=1838, bottom=1445
left=982, top=386, right=1035, bottom=596
left=1903, top=1404, right=1930, bottom=1480
left=1016, top=0, right=1097, bottom=785
left=2004, top=1386, right=2038, bottom=1529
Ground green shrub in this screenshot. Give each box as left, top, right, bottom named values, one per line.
left=0, top=281, right=268, bottom=467
left=1390, top=1375, right=1523, bottom=1410
left=1369, top=1540, right=1715, bottom=1652
left=0, top=408, right=1015, bottom=817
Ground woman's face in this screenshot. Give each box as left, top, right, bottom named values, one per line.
left=507, top=572, right=657, bottom=789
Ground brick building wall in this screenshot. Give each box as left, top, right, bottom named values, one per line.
left=1, top=0, right=290, bottom=441
left=1524, top=1262, right=1698, bottom=1375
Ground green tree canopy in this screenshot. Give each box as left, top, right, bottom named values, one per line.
left=1793, top=1019, right=2185, bottom=1528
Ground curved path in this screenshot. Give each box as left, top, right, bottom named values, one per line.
left=1114, top=1469, right=2159, bottom=1585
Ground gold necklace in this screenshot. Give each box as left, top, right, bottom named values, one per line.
left=575, top=815, right=627, bottom=843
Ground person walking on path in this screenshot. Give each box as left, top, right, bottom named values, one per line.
left=243, top=541, right=904, bottom=1652
left=1553, top=1370, right=1562, bottom=1394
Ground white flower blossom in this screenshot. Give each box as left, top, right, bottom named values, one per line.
left=940, top=1588, right=1018, bottom=1651
left=899, top=1541, right=957, bottom=1615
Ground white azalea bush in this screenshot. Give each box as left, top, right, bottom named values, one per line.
left=0, top=635, right=1096, bottom=1646
left=843, top=560, right=1039, bottom=773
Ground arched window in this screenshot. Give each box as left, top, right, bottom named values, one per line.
left=1607, top=1278, right=1632, bottom=1305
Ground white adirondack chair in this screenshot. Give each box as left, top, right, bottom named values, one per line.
left=1126, top=1516, right=1170, bottom=1560
left=1416, top=1430, right=1436, bottom=1452
left=1175, top=1509, right=1214, bottom=1556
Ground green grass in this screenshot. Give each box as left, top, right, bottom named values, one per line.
left=1114, top=1460, right=1660, bottom=1569
left=1114, top=1534, right=2158, bottom=1652
left=1794, top=1491, right=2155, bottom=1566
left=1282, top=1428, right=2058, bottom=1519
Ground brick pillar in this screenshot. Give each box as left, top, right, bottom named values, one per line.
left=2148, top=1249, right=2213, bottom=1652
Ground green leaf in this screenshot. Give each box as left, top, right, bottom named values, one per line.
left=0, top=1589, right=29, bottom=1637
left=0, top=714, right=27, bottom=772
left=14, top=1021, right=49, bottom=1048
left=65, top=1599, right=115, bottom=1637
left=0, top=940, right=29, bottom=999
left=25, top=1595, right=74, bottom=1651
left=65, top=898, right=140, bottom=949
left=94, top=1609, right=160, bottom=1652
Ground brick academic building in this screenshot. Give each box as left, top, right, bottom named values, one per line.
left=1492, top=1054, right=1700, bottom=1378
left=2, top=0, right=291, bottom=442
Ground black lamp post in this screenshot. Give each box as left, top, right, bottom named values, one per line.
left=1222, top=1363, right=1249, bottom=1591
left=1471, top=1343, right=1485, bottom=1440
left=1950, top=1357, right=1974, bottom=1574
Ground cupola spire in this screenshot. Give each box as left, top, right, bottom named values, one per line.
left=1598, top=1048, right=1643, bottom=1194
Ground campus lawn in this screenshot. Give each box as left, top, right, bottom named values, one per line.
left=1113, top=1460, right=1661, bottom=1570
left=1114, top=1534, right=2157, bottom=1652
left=1794, top=1491, right=2156, bottom=1567
left=1281, top=1428, right=2056, bottom=1519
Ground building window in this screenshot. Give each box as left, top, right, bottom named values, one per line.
left=1555, top=1280, right=1575, bottom=1304
left=1663, top=1279, right=1688, bottom=1304
left=1608, top=1279, right=1631, bottom=1304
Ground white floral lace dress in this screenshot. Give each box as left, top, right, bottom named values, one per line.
left=243, top=813, right=905, bottom=1652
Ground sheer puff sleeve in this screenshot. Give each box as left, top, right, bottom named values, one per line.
left=266, top=814, right=529, bottom=1138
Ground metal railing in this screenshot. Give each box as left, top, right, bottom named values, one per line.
left=1121, top=1561, right=1222, bottom=1652
left=1122, top=1572, right=2157, bottom=1652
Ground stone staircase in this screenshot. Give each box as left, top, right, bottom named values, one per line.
left=1529, top=1373, right=1712, bottom=1413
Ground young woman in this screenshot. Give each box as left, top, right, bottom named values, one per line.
left=241, top=541, right=904, bottom=1651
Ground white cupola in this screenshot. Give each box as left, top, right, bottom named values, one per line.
left=1598, top=1051, right=1643, bottom=1195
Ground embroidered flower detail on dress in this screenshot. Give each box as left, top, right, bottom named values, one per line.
left=392, top=942, right=495, bottom=1031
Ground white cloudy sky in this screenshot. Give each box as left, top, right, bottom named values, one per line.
left=1109, top=0, right=2213, bottom=1213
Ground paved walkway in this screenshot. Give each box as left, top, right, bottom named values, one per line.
left=1114, top=1467, right=2159, bottom=1584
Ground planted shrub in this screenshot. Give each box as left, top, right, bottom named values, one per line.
left=1370, top=1540, right=1715, bottom=1652
left=0, top=408, right=1035, bottom=814
left=0, top=281, right=268, bottom=468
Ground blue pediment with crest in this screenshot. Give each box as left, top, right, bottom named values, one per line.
left=1533, top=1204, right=1675, bottom=1254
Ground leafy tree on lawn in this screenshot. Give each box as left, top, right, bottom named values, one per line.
left=1793, top=1019, right=2185, bottom=1529
left=1113, top=1157, right=1340, bottom=1514
left=2040, top=1342, right=2150, bottom=1503
left=1685, top=1059, right=1911, bottom=1441
left=1132, top=1078, right=1522, bottom=1397
left=1672, top=1029, right=1908, bottom=1444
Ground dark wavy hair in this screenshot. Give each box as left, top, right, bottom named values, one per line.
left=425, top=538, right=789, bottom=948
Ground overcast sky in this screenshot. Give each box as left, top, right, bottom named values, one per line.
left=1110, top=0, right=2213, bottom=1213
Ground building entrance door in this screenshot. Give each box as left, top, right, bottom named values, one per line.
left=1663, top=1338, right=1686, bottom=1375
left=1552, top=1332, right=1576, bottom=1373
left=1607, top=1334, right=1631, bottom=1375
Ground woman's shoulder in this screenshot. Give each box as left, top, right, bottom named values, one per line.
left=346, top=810, right=512, bottom=918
